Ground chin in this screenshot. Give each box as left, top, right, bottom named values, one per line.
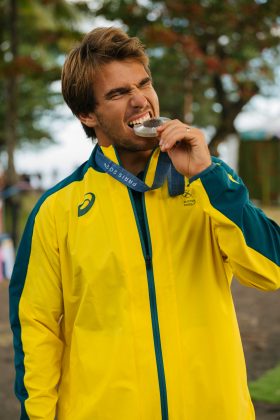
left=134, top=139, right=159, bottom=152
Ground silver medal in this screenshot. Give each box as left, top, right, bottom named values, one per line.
left=133, top=117, right=170, bottom=137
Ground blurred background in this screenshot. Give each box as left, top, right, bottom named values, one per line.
left=0, top=0, right=279, bottom=418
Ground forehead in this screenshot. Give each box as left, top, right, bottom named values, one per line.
left=94, top=60, right=150, bottom=95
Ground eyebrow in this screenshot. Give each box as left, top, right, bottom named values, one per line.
left=104, top=76, right=152, bottom=100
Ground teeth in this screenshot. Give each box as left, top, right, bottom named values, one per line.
left=128, top=113, right=150, bottom=127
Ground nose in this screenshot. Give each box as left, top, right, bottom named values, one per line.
left=130, top=89, right=148, bottom=109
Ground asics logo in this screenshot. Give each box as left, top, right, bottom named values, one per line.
left=78, top=192, right=95, bottom=217
left=227, top=174, right=240, bottom=184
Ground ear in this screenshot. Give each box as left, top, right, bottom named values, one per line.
left=78, top=112, right=98, bottom=128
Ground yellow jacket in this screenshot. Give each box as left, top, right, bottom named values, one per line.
left=10, top=145, right=280, bottom=420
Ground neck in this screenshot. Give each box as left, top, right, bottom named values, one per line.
left=116, top=148, right=153, bottom=175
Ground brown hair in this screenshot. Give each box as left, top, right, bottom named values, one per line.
left=61, top=27, right=150, bottom=139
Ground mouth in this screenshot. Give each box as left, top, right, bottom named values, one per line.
left=127, top=112, right=152, bottom=128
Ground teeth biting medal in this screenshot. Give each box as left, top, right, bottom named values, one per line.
left=133, top=117, right=170, bottom=137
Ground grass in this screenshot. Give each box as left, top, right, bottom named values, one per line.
left=249, top=364, right=280, bottom=404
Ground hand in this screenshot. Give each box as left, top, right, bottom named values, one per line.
left=157, top=119, right=212, bottom=178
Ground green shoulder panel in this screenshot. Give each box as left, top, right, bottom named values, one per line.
left=191, top=157, right=280, bottom=266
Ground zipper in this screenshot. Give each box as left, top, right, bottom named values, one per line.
left=113, top=146, right=168, bottom=419
left=128, top=188, right=169, bottom=420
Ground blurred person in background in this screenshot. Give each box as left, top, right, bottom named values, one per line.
left=9, top=27, right=280, bottom=420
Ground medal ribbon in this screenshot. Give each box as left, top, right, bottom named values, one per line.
left=95, top=146, right=184, bottom=196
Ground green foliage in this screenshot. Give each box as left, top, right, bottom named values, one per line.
left=249, top=364, right=280, bottom=404
left=149, top=48, right=185, bottom=120
left=0, top=0, right=91, bottom=152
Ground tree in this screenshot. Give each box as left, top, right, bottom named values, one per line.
left=0, top=0, right=91, bottom=244
left=95, top=0, right=280, bottom=154
left=0, top=0, right=91, bottom=149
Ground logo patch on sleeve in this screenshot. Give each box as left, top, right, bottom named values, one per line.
left=227, top=174, right=240, bottom=184
left=78, top=192, right=95, bottom=217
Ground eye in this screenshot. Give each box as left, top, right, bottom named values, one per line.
left=107, top=89, right=129, bottom=100
left=110, top=93, right=123, bottom=100
left=139, top=78, right=152, bottom=89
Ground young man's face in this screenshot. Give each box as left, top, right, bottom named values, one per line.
left=81, top=59, right=160, bottom=152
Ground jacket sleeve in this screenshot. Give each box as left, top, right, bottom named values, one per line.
left=190, top=157, right=280, bottom=290
left=9, top=194, right=63, bottom=420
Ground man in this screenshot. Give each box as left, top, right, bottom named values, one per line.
left=10, top=27, right=279, bottom=420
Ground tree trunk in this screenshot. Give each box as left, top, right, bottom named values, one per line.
left=4, top=0, right=20, bottom=246
left=208, top=73, right=259, bottom=156
left=208, top=124, right=238, bottom=156
left=5, top=0, right=18, bottom=184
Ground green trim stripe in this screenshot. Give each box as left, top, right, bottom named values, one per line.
left=9, top=158, right=92, bottom=418
left=128, top=187, right=169, bottom=420
left=141, top=196, right=169, bottom=420
left=198, top=157, right=280, bottom=266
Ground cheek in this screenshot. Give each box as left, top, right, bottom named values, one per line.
left=97, top=106, right=122, bottom=127
left=150, top=91, right=159, bottom=112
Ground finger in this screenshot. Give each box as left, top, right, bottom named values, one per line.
left=158, top=124, right=193, bottom=144
left=159, top=126, right=194, bottom=151
left=157, top=120, right=190, bottom=134
left=157, top=118, right=187, bottom=129
left=159, top=127, right=191, bottom=148
left=160, top=134, right=188, bottom=151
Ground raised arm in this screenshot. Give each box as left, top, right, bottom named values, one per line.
left=158, top=119, right=279, bottom=290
